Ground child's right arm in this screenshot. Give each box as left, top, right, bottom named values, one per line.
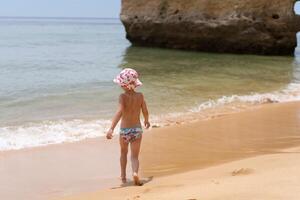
left=106, top=95, right=124, bottom=139
left=141, top=94, right=150, bottom=129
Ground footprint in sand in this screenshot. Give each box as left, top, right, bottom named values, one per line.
left=143, top=188, right=151, bottom=193
left=129, top=195, right=140, bottom=200
left=231, top=168, right=254, bottom=176
left=211, top=180, right=220, bottom=184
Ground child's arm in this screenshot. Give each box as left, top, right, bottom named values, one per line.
left=106, top=95, right=124, bottom=139
left=141, top=94, right=150, bottom=129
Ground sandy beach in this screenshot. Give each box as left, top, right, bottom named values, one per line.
left=63, top=146, right=300, bottom=200
left=60, top=102, right=300, bottom=200
left=1, top=101, right=300, bottom=200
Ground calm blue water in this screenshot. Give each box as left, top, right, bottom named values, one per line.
left=0, top=17, right=128, bottom=124
left=0, top=17, right=299, bottom=150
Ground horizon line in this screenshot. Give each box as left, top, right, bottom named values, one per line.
left=0, top=16, right=120, bottom=20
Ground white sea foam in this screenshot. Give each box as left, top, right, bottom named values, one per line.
left=190, top=83, right=300, bottom=113
left=1, top=83, right=300, bottom=151
left=0, top=119, right=112, bottom=151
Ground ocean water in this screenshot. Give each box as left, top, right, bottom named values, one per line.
left=0, top=17, right=299, bottom=151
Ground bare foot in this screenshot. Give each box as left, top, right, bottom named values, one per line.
left=120, top=177, right=127, bottom=184
left=133, top=173, right=143, bottom=186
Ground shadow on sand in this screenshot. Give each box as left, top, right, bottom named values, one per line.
left=111, top=176, right=154, bottom=189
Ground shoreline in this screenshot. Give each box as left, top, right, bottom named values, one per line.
left=2, top=74, right=300, bottom=151
left=140, top=101, right=300, bottom=177
left=61, top=101, right=300, bottom=200
left=2, top=78, right=300, bottom=152
left=1, top=99, right=298, bottom=153
left=1, top=101, right=300, bottom=200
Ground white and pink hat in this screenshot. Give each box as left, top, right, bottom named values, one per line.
left=113, top=68, right=142, bottom=90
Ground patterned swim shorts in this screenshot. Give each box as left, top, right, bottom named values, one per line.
left=119, top=127, right=143, bottom=143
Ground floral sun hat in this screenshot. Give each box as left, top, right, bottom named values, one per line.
left=113, top=68, right=142, bottom=90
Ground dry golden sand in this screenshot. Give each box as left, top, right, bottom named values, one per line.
left=61, top=102, right=300, bottom=200
left=63, top=146, right=300, bottom=200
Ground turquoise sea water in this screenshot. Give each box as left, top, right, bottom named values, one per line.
left=0, top=17, right=299, bottom=150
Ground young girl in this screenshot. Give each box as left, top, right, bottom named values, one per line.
left=106, top=68, right=150, bottom=186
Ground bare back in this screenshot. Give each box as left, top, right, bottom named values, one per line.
left=120, top=92, right=143, bottom=128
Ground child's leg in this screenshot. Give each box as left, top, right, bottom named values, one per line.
left=119, top=136, right=129, bottom=182
left=130, top=135, right=142, bottom=185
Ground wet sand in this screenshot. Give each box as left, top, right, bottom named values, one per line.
left=1, top=102, right=300, bottom=200
left=140, top=101, right=300, bottom=177
left=0, top=138, right=121, bottom=200
left=61, top=101, right=300, bottom=200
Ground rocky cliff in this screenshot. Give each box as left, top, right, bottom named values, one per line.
left=121, top=0, right=300, bottom=55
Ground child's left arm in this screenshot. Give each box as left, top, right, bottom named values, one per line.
left=141, top=94, right=150, bottom=129
left=106, top=95, right=124, bottom=139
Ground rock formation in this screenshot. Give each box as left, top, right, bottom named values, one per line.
left=121, top=0, right=300, bottom=55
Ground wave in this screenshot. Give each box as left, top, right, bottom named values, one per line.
left=1, top=82, right=300, bottom=151
left=190, top=83, right=300, bottom=113
left=0, top=119, right=111, bottom=151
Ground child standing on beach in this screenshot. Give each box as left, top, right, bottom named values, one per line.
left=106, top=68, right=150, bottom=186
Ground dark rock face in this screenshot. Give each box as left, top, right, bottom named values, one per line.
left=121, top=0, right=300, bottom=55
